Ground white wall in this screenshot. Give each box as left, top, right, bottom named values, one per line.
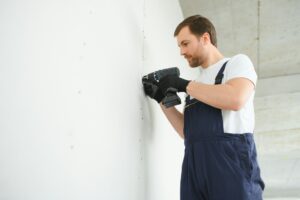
left=0, top=0, right=195, bottom=199
left=0, top=0, right=145, bottom=199
left=142, top=0, right=199, bottom=200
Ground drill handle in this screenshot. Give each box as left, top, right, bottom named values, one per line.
left=162, top=88, right=181, bottom=108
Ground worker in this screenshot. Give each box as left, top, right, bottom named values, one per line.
left=144, top=15, right=265, bottom=200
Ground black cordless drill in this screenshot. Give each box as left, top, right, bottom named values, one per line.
left=142, top=67, right=181, bottom=108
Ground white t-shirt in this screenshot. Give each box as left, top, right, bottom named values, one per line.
left=193, top=54, right=257, bottom=134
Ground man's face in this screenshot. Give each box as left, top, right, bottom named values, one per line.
left=176, top=26, right=206, bottom=68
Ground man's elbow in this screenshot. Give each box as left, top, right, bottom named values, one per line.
left=230, top=98, right=245, bottom=111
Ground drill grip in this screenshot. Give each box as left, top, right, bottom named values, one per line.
left=162, top=88, right=181, bottom=108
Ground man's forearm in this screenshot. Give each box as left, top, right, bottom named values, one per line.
left=160, top=103, right=184, bottom=139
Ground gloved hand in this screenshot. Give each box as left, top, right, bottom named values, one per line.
left=143, top=82, right=164, bottom=103
left=158, top=75, right=190, bottom=94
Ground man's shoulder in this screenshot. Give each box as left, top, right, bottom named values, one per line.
left=227, top=54, right=254, bottom=70
left=225, top=53, right=257, bottom=85
left=229, top=54, right=251, bottom=63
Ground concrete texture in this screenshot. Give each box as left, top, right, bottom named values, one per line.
left=178, top=0, right=300, bottom=198
left=259, top=0, right=300, bottom=78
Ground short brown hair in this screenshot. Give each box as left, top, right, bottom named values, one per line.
left=174, top=15, right=217, bottom=47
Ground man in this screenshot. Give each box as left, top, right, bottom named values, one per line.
left=144, top=15, right=265, bottom=200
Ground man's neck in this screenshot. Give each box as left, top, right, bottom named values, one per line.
left=201, top=47, right=224, bottom=69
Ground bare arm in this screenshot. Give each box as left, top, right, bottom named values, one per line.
left=186, top=77, right=255, bottom=111
left=160, top=103, right=184, bottom=139
left=158, top=77, right=253, bottom=138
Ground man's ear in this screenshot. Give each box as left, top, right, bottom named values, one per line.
left=202, top=32, right=211, bottom=45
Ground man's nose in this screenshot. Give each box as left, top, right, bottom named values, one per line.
left=180, top=47, right=186, bottom=56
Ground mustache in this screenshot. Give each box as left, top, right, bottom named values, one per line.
left=184, top=55, right=191, bottom=59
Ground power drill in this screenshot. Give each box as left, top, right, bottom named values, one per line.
left=142, top=67, right=181, bottom=108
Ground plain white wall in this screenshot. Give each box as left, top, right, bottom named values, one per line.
left=0, top=0, right=198, bottom=200
left=0, top=0, right=145, bottom=199
left=142, top=0, right=199, bottom=200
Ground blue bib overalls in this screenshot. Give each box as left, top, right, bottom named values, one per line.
left=180, top=61, right=265, bottom=200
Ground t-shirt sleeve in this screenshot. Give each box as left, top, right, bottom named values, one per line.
left=225, top=54, right=257, bottom=87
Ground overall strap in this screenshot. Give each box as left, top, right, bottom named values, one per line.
left=214, top=61, right=229, bottom=85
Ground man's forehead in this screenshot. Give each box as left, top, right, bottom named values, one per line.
left=177, top=26, right=192, bottom=36
left=176, top=27, right=194, bottom=44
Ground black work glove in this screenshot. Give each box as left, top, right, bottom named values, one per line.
left=158, top=75, right=190, bottom=94
left=143, top=82, right=164, bottom=103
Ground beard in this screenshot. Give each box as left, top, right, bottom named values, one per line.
left=186, top=55, right=201, bottom=68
